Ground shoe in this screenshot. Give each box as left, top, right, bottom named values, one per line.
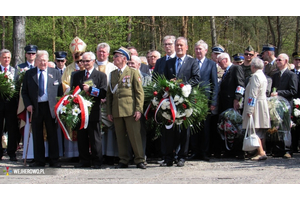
left=93, top=165, right=101, bottom=169
left=115, top=163, right=128, bottom=169
left=160, top=161, right=173, bottom=167
left=10, top=156, right=18, bottom=161
left=177, top=159, right=185, bottom=167
left=29, top=162, right=45, bottom=167
left=49, top=162, right=61, bottom=168
left=74, top=163, right=91, bottom=168
left=199, top=155, right=210, bottom=162
left=136, top=162, right=146, bottom=169
left=186, top=153, right=200, bottom=160
left=251, top=154, right=267, bottom=161
left=157, top=160, right=165, bottom=164
left=283, top=153, right=292, bottom=159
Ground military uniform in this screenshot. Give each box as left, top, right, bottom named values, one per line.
left=106, top=65, right=144, bottom=165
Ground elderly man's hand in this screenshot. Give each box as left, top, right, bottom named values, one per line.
left=133, top=111, right=141, bottom=121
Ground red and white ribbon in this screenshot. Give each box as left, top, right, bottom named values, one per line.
left=154, top=96, right=177, bottom=129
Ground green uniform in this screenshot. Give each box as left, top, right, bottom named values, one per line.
left=241, top=63, right=252, bottom=81
left=106, top=66, right=144, bottom=165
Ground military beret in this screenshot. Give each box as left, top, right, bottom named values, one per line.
left=211, top=45, right=225, bottom=53
left=24, top=44, right=38, bottom=53
left=232, top=53, right=245, bottom=61
left=113, top=46, right=131, bottom=60
left=54, top=51, right=67, bottom=60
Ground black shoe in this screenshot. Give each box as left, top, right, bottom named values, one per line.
left=177, top=159, right=185, bottom=167
left=115, top=163, right=128, bottom=169
left=160, top=161, right=173, bottom=167
left=187, top=153, right=200, bottom=160
left=10, top=156, right=18, bottom=161
left=199, top=156, right=210, bottom=162
left=93, top=165, right=102, bottom=169
left=136, top=162, right=146, bottom=169
left=74, top=163, right=91, bottom=168
left=29, top=162, right=45, bottom=167
left=49, top=162, right=61, bottom=168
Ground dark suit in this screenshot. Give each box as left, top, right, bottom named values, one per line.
left=189, top=58, right=218, bottom=158
left=154, top=56, right=167, bottom=76
left=18, top=62, right=34, bottom=69
left=140, top=63, right=151, bottom=76
left=162, top=55, right=200, bottom=164
left=291, top=69, right=300, bottom=152
left=21, top=67, right=63, bottom=165
left=0, top=66, right=19, bottom=159
left=271, top=69, right=298, bottom=156
left=71, top=69, right=107, bottom=166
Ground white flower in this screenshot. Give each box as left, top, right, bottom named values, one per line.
left=294, top=98, right=300, bottom=106
left=162, top=112, right=171, bottom=120
left=176, top=112, right=186, bottom=119
left=181, top=84, right=192, bottom=97
left=85, top=100, right=92, bottom=107
left=161, top=101, right=169, bottom=110
left=60, top=106, right=67, bottom=114
left=294, top=108, right=300, bottom=117
left=175, top=119, right=183, bottom=125
left=174, top=95, right=180, bottom=102
left=72, top=106, right=81, bottom=116
left=152, top=97, right=159, bottom=107
left=178, top=97, right=184, bottom=103
left=185, top=108, right=193, bottom=117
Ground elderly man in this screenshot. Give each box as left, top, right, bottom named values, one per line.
left=71, top=52, right=107, bottom=169
left=106, top=47, right=146, bottom=169
left=262, top=44, right=278, bottom=78
left=162, top=37, right=200, bottom=167
left=18, top=44, right=38, bottom=69
left=22, top=50, right=63, bottom=167
left=154, top=35, right=176, bottom=75
left=54, top=51, right=67, bottom=75
left=188, top=39, right=218, bottom=161
left=0, top=49, right=19, bottom=161
left=271, top=53, right=298, bottom=159
left=217, top=52, right=245, bottom=159
left=128, top=46, right=151, bottom=78
left=143, top=50, right=161, bottom=75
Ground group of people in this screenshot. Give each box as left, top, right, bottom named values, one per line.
left=1, top=34, right=300, bottom=170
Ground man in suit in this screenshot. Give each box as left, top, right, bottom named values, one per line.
left=161, top=37, right=200, bottom=167
left=54, top=51, right=67, bottom=75
left=106, top=46, right=146, bottom=169
left=262, top=44, right=278, bottom=78
left=17, top=44, right=38, bottom=69
left=0, top=49, right=19, bottom=161
left=22, top=50, right=63, bottom=167
left=271, top=53, right=298, bottom=159
left=217, top=52, right=245, bottom=159
left=187, top=40, right=218, bottom=162
left=153, top=35, right=176, bottom=76
left=71, top=52, right=107, bottom=169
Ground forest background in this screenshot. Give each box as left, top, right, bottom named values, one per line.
left=1, top=15, right=300, bottom=67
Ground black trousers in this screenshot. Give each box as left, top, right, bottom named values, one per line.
left=162, top=126, right=190, bottom=163
left=0, top=100, right=19, bottom=158
left=31, top=102, right=59, bottom=165
left=77, top=120, right=102, bottom=165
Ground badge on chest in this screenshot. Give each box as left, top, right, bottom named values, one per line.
left=122, top=75, right=131, bottom=87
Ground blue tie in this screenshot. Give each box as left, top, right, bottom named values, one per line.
left=176, top=58, right=182, bottom=75
left=39, top=70, right=44, bottom=97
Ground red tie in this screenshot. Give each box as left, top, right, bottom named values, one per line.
left=4, top=67, right=7, bottom=73
left=86, top=71, right=90, bottom=79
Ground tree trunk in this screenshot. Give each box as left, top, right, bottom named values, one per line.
left=150, top=16, right=156, bottom=49
left=276, top=16, right=282, bottom=55
left=210, top=16, right=217, bottom=47
left=181, top=16, right=188, bottom=38
left=295, top=16, right=300, bottom=52
left=2, top=16, right=5, bottom=49
left=127, top=16, right=132, bottom=47
left=267, top=17, right=276, bottom=47
left=12, top=16, right=26, bottom=67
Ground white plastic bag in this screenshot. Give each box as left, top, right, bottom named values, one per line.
left=242, top=116, right=260, bottom=151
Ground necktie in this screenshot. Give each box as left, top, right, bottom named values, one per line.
left=118, top=70, right=122, bottom=78
left=4, top=67, right=7, bottom=73
left=222, top=70, right=227, bottom=80
left=86, top=71, right=90, bottom=79
left=61, top=69, right=63, bottom=75
left=198, top=60, right=202, bottom=70
left=166, top=56, right=169, bottom=61
left=30, top=65, right=33, bottom=69
left=39, top=70, right=44, bottom=97
left=176, top=58, right=182, bottom=75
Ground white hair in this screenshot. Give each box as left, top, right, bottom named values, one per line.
left=251, top=57, right=264, bottom=69
left=194, top=40, right=208, bottom=50
left=131, top=55, right=141, bottom=65
left=83, top=51, right=96, bottom=60
left=279, top=53, right=289, bottom=62
left=36, top=50, right=49, bottom=60
left=97, top=43, right=110, bottom=53
left=217, top=52, right=231, bottom=62
left=0, top=49, right=11, bottom=57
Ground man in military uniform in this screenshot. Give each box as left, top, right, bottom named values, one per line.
left=211, top=44, right=225, bottom=82
left=54, top=51, right=67, bottom=75
left=232, top=53, right=244, bottom=66
left=242, top=45, right=255, bottom=83
left=18, top=44, right=38, bottom=69
left=262, top=44, right=278, bottom=78
left=106, top=47, right=146, bottom=169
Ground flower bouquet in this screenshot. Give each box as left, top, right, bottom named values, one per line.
left=143, top=74, right=209, bottom=137
left=217, top=108, right=243, bottom=150
left=291, top=98, right=300, bottom=127
left=0, top=70, right=16, bottom=100
left=55, top=86, right=94, bottom=141
left=266, top=96, right=291, bottom=143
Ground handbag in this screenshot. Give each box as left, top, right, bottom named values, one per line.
left=242, top=115, right=260, bottom=151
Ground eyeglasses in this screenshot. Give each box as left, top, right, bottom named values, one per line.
left=164, top=43, right=173, bottom=46
left=244, top=53, right=254, bottom=56
left=56, top=60, right=65, bottom=62
left=113, top=55, right=124, bottom=58
left=26, top=53, right=36, bottom=55
left=75, top=60, right=83, bottom=64
left=218, top=58, right=225, bottom=63
left=82, top=60, right=92, bottom=63
left=276, top=59, right=283, bottom=62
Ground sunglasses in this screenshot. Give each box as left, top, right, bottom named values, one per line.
left=244, top=53, right=254, bottom=56
left=82, top=60, right=92, bottom=63
left=27, top=53, right=36, bottom=55
left=276, top=59, right=283, bottom=62
left=75, top=60, right=82, bottom=64
left=56, top=60, right=65, bottom=62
